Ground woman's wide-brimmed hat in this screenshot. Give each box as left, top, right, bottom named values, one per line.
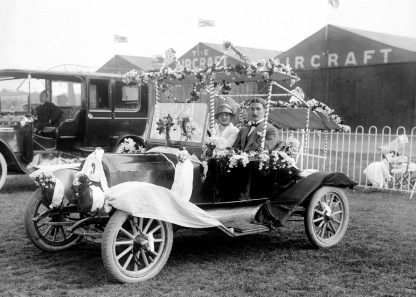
left=215, top=102, right=235, bottom=119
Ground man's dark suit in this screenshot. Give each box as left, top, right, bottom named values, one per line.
left=35, top=101, right=62, bottom=129
left=233, top=121, right=279, bottom=152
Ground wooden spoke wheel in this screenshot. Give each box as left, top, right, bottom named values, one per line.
left=24, top=188, right=81, bottom=252
left=0, top=152, right=7, bottom=191
left=304, top=186, right=349, bottom=248
left=101, top=211, right=173, bottom=283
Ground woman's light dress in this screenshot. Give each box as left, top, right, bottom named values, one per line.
left=212, top=123, right=239, bottom=148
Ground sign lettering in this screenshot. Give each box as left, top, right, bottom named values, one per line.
left=179, top=45, right=227, bottom=69
left=282, top=48, right=393, bottom=69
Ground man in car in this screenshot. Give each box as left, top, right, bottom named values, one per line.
left=33, top=90, right=62, bottom=133
left=233, top=97, right=279, bottom=152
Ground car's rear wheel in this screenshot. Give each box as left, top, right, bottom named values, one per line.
left=0, top=152, right=7, bottom=190
left=24, top=188, right=81, bottom=252
left=304, top=186, right=349, bottom=248
left=101, top=211, right=173, bottom=283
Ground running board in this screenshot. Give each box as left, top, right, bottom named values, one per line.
left=220, top=221, right=269, bottom=237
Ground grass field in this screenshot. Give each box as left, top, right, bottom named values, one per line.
left=0, top=175, right=415, bottom=297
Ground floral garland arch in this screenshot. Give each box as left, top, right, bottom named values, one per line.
left=123, top=41, right=297, bottom=97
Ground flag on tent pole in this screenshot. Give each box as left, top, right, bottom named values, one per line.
left=198, top=19, right=215, bottom=27
left=114, top=34, right=128, bottom=43
left=328, top=0, right=339, bottom=9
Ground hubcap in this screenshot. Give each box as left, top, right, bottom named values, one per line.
left=114, top=217, right=164, bottom=273
left=313, top=193, right=344, bottom=240
left=133, top=234, right=150, bottom=253
left=321, top=202, right=333, bottom=221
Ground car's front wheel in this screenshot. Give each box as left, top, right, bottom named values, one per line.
left=24, top=188, right=82, bottom=252
left=304, top=186, right=349, bottom=248
left=101, top=211, right=173, bottom=283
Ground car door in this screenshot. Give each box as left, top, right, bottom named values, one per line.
left=84, top=77, right=113, bottom=148
left=111, top=80, right=149, bottom=142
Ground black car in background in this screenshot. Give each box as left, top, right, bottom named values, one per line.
left=0, top=69, right=151, bottom=189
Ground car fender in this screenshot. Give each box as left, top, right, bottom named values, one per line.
left=0, top=139, right=27, bottom=173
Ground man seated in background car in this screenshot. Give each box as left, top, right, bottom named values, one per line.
left=33, top=90, right=62, bottom=134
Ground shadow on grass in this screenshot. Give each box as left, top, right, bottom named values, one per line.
left=2, top=174, right=36, bottom=193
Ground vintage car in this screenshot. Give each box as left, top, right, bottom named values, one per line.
left=0, top=69, right=151, bottom=190
left=24, top=67, right=354, bottom=284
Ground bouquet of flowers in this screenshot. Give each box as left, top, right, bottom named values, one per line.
left=204, top=136, right=227, bottom=158
left=270, top=151, right=297, bottom=171
left=257, top=152, right=271, bottom=170
left=282, top=136, right=300, bottom=157
left=116, top=138, right=145, bottom=154
left=32, top=171, right=56, bottom=189
left=31, top=171, right=57, bottom=206
left=156, top=114, right=175, bottom=146
left=72, top=172, right=90, bottom=195
left=72, top=172, right=93, bottom=213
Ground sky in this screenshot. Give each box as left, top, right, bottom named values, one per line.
left=1, top=0, right=416, bottom=71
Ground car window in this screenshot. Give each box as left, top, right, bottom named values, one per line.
left=0, top=77, right=45, bottom=113
left=114, top=81, right=141, bottom=110
left=51, top=81, right=82, bottom=107
left=89, top=79, right=110, bottom=110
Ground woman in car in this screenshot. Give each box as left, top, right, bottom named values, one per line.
left=211, top=101, right=239, bottom=148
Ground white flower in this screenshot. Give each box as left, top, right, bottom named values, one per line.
left=256, top=131, right=265, bottom=137
left=228, top=153, right=249, bottom=168
left=212, top=149, right=230, bottom=158
left=178, top=150, right=191, bottom=162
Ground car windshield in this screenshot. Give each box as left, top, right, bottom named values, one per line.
left=0, top=74, right=82, bottom=114
left=148, top=103, right=208, bottom=145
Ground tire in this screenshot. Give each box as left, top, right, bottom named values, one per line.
left=0, top=152, right=7, bottom=191
left=101, top=211, right=173, bottom=283
left=24, top=188, right=81, bottom=252
left=304, top=186, right=349, bottom=248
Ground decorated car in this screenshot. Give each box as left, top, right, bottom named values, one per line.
left=24, top=44, right=356, bottom=283
left=0, top=69, right=150, bottom=190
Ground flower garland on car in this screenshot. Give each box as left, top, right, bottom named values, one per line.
left=228, top=152, right=250, bottom=169
left=123, top=41, right=298, bottom=101
left=204, top=135, right=299, bottom=172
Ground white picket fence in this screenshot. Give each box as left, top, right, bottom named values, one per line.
left=277, top=126, right=416, bottom=196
